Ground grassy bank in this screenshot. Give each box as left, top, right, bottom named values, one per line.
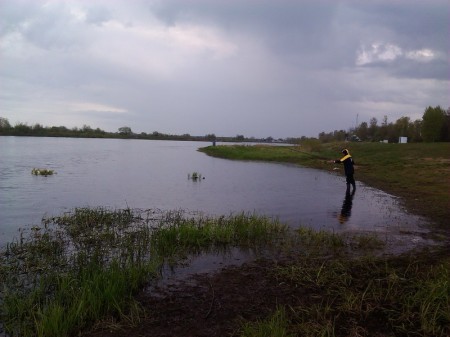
left=199, top=142, right=450, bottom=228
left=240, top=242, right=450, bottom=337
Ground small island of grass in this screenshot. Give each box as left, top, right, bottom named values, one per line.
left=31, top=168, right=55, bottom=176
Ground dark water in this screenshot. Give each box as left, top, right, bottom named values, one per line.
left=0, top=136, right=428, bottom=247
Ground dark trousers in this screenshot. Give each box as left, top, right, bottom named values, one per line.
left=346, top=174, right=356, bottom=190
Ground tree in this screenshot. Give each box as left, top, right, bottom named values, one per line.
left=333, top=130, right=347, bottom=141
left=443, top=107, right=450, bottom=141
left=394, top=116, right=410, bottom=140
left=14, top=123, right=32, bottom=135
left=82, top=125, right=93, bottom=133
left=410, top=119, right=423, bottom=142
left=118, top=126, right=132, bottom=135
left=369, top=117, right=378, bottom=140
left=0, top=117, right=11, bottom=129
left=421, top=106, right=446, bottom=142
left=356, top=122, right=368, bottom=141
left=32, top=123, right=45, bottom=135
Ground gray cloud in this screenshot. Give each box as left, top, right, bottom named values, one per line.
left=0, top=0, right=448, bottom=138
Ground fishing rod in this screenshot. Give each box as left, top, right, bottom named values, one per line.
left=287, top=146, right=366, bottom=168
left=286, top=147, right=330, bottom=161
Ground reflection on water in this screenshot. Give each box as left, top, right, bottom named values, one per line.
left=338, top=191, right=354, bottom=224
left=148, top=248, right=255, bottom=293
left=0, top=137, right=429, bottom=247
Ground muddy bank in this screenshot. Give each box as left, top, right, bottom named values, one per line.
left=82, top=243, right=450, bottom=337
left=82, top=258, right=306, bottom=337
left=81, top=228, right=448, bottom=337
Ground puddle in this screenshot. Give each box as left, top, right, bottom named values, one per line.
left=147, top=248, right=255, bottom=296
left=145, top=222, right=438, bottom=297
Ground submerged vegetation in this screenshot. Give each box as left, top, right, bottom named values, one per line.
left=188, top=172, right=203, bottom=181
left=1, top=207, right=449, bottom=336
left=0, top=208, right=287, bottom=337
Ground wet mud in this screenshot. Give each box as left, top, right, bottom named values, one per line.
left=83, top=258, right=300, bottom=337
left=81, top=228, right=439, bottom=337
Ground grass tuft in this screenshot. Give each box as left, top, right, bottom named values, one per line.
left=239, top=307, right=294, bottom=337
left=271, top=249, right=450, bottom=336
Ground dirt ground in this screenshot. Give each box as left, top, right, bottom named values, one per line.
left=81, top=238, right=448, bottom=337
left=83, top=258, right=301, bottom=337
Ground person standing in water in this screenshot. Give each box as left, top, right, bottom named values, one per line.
left=333, top=148, right=356, bottom=194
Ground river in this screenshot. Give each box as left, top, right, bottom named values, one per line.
left=0, top=136, right=427, bottom=247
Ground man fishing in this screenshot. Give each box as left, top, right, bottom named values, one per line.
left=333, top=148, right=356, bottom=194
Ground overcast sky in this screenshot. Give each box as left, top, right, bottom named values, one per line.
left=1, top=0, right=448, bottom=138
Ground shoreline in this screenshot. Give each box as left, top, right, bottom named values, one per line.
left=199, top=142, right=450, bottom=232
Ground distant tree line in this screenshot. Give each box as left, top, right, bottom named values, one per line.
left=0, top=120, right=110, bottom=138
left=0, top=118, right=275, bottom=143
left=287, top=106, right=449, bottom=144
left=1, top=105, right=448, bottom=144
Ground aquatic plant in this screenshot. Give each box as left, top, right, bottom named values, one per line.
left=0, top=207, right=287, bottom=337
left=31, top=168, right=55, bottom=176
left=188, top=172, right=203, bottom=181
left=2, top=206, right=448, bottom=337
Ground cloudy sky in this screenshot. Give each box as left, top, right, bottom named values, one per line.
left=1, top=0, right=448, bottom=138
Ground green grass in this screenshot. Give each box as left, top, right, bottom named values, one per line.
left=240, top=266, right=450, bottom=336
left=239, top=307, right=294, bottom=337
left=151, top=212, right=287, bottom=258
left=31, top=168, right=55, bottom=176
left=275, top=252, right=450, bottom=336
left=2, top=208, right=448, bottom=336
left=0, top=208, right=287, bottom=337
left=238, top=229, right=450, bottom=337
left=200, top=142, right=450, bottom=227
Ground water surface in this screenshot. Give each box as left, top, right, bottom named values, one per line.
left=0, top=137, right=427, bottom=247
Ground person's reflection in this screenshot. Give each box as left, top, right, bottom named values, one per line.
left=338, top=190, right=355, bottom=224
